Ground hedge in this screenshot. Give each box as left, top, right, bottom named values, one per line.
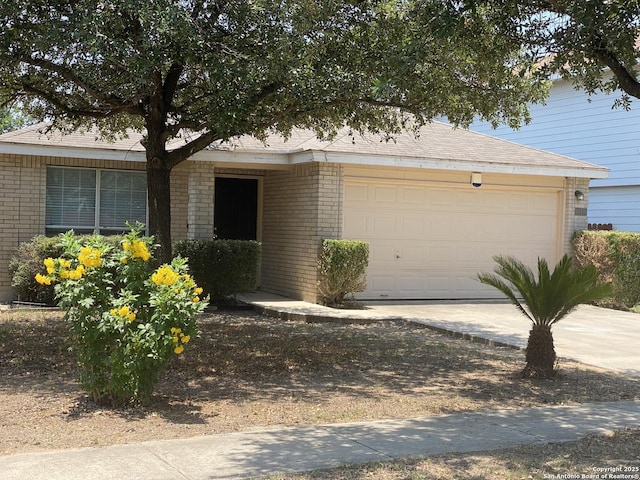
left=572, top=230, right=640, bottom=308
left=317, top=239, right=369, bottom=307
left=11, top=235, right=260, bottom=305
left=173, top=239, right=260, bottom=302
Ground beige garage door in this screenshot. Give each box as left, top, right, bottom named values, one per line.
left=343, top=179, right=562, bottom=299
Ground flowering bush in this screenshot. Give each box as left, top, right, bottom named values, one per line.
left=35, top=227, right=208, bottom=406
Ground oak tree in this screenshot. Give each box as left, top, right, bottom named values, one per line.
left=0, top=0, right=548, bottom=261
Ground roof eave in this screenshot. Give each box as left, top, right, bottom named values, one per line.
left=297, top=151, right=610, bottom=179
left=0, top=143, right=146, bottom=162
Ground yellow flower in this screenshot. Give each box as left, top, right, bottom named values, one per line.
left=43, top=257, right=55, bottom=274
left=151, top=265, right=179, bottom=286
left=170, top=327, right=181, bottom=334
left=181, top=335, right=190, bottom=344
left=60, top=259, right=72, bottom=269
left=111, top=305, right=136, bottom=322
left=122, top=241, right=132, bottom=251
left=68, top=266, right=83, bottom=280
left=59, top=269, right=69, bottom=280
left=35, top=273, right=52, bottom=285
left=174, top=345, right=184, bottom=355
left=172, top=336, right=179, bottom=343
left=131, top=240, right=151, bottom=261
left=192, top=296, right=200, bottom=303
left=194, top=287, right=203, bottom=295
left=78, top=247, right=102, bottom=268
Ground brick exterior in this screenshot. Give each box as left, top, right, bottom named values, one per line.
left=260, top=163, right=342, bottom=302
left=565, top=177, right=590, bottom=254
left=0, top=149, right=596, bottom=303
left=171, top=160, right=217, bottom=240
left=0, top=154, right=147, bottom=302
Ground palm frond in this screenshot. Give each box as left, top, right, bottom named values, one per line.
left=477, top=254, right=611, bottom=327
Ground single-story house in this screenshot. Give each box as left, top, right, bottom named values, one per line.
left=0, top=121, right=608, bottom=303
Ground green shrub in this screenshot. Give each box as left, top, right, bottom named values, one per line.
left=10, top=234, right=124, bottom=305
left=35, top=227, right=207, bottom=406
left=572, top=230, right=640, bottom=308
left=317, top=239, right=369, bottom=307
left=172, top=239, right=260, bottom=302
left=10, top=236, right=64, bottom=304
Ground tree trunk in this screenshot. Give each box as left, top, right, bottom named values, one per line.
left=147, top=155, right=173, bottom=265
left=522, top=323, right=557, bottom=378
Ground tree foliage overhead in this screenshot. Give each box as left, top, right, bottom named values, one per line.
left=0, top=0, right=549, bottom=260
left=0, top=104, right=34, bottom=134
left=501, top=1, right=640, bottom=107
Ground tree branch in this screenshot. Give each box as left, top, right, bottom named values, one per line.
left=22, top=56, right=135, bottom=110
left=20, top=82, right=141, bottom=118
left=163, top=63, right=184, bottom=107
left=591, top=45, right=640, bottom=99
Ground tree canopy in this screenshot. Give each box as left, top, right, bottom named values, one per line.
left=501, top=1, right=640, bottom=108
left=0, top=104, right=33, bottom=134
left=0, top=0, right=550, bottom=261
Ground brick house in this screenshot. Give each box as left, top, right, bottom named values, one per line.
left=0, top=122, right=608, bottom=303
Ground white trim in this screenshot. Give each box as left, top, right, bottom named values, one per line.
left=306, top=151, right=608, bottom=179
left=0, top=143, right=146, bottom=162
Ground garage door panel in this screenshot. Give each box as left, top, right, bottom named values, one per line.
left=402, top=187, right=425, bottom=204
left=369, top=274, right=395, bottom=295
left=344, top=179, right=561, bottom=300
left=345, top=183, right=369, bottom=202
left=373, top=185, right=397, bottom=203
left=399, top=275, right=426, bottom=293
left=370, top=243, right=397, bottom=264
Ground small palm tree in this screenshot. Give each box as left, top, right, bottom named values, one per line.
left=477, top=254, right=610, bottom=378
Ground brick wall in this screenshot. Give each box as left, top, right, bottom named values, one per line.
left=158, top=160, right=218, bottom=241
left=0, top=154, right=46, bottom=301
left=261, top=163, right=342, bottom=302
left=565, top=177, right=590, bottom=254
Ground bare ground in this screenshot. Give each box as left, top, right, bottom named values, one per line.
left=1, top=307, right=638, bottom=463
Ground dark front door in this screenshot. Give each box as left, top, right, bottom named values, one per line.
left=214, top=177, right=258, bottom=240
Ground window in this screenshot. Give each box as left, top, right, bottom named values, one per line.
left=46, top=167, right=147, bottom=235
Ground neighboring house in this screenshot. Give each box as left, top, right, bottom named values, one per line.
left=0, top=122, right=607, bottom=303
left=471, top=76, right=640, bottom=231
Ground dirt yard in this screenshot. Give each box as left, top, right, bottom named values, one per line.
left=1, top=307, right=638, bottom=464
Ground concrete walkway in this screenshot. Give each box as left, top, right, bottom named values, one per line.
left=4, top=294, right=640, bottom=479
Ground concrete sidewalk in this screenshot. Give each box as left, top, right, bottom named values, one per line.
left=5, top=401, right=640, bottom=480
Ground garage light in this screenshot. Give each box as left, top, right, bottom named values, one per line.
left=575, top=190, right=585, bottom=201
left=471, top=172, right=482, bottom=188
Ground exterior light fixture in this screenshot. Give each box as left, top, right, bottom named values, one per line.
left=575, top=190, right=585, bottom=201
left=471, top=172, right=482, bottom=188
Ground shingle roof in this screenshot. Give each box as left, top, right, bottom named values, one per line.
left=0, top=121, right=608, bottom=178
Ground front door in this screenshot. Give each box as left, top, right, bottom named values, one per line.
left=214, top=177, right=259, bottom=240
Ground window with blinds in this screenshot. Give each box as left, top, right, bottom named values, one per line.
left=45, top=166, right=147, bottom=236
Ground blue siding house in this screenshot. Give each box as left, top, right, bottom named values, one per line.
left=472, top=77, right=640, bottom=232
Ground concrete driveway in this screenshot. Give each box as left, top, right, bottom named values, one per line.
left=365, top=302, right=640, bottom=377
